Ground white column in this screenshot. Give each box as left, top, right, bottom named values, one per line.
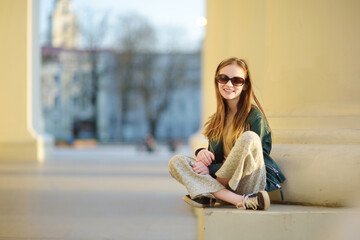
left=0, top=0, right=53, bottom=162
left=28, top=0, right=54, bottom=161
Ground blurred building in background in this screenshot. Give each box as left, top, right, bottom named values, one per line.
left=50, top=0, right=79, bottom=48
left=41, top=0, right=201, bottom=145
left=41, top=47, right=114, bottom=143
left=41, top=47, right=201, bottom=144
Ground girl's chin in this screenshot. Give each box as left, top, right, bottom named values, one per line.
left=221, top=93, right=233, bottom=98
left=222, top=95, right=240, bottom=101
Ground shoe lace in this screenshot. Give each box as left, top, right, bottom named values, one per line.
left=242, top=195, right=258, bottom=210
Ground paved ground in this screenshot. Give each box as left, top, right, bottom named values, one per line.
left=0, top=145, right=196, bottom=240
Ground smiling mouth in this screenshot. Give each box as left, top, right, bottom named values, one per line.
left=224, top=89, right=233, bottom=93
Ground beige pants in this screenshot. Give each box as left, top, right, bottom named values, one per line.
left=168, top=131, right=266, bottom=199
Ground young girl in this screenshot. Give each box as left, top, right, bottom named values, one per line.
left=168, top=57, right=286, bottom=210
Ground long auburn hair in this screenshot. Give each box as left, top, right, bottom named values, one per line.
left=203, top=57, right=269, bottom=143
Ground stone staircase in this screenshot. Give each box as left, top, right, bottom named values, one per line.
left=196, top=205, right=357, bottom=240
left=191, top=132, right=360, bottom=240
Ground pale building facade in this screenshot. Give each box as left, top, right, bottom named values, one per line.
left=41, top=47, right=97, bottom=142
left=51, top=0, right=78, bottom=48
left=41, top=49, right=201, bottom=143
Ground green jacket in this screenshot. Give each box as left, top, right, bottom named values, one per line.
left=196, top=106, right=286, bottom=193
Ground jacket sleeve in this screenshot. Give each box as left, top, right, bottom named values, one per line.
left=248, top=109, right=286, bottom=192
left=195, top=142, right=223, bottom=178
left=208, top=164, right=223, bottom=178
left=194, top=148, right=206, bottom=156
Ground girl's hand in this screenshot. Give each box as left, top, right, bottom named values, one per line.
left=196, top=149, right=215, bottom=166
left=192, top=161, right=209, bottom=175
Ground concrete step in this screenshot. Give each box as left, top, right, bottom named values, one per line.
left=196, top=204, right=359, bottom=240
left=272, top=129, right=360, bottom=144
left=270, top=144, right=360, bottom=207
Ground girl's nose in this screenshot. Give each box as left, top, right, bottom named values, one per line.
left=225, top=80, right=233, bottom=87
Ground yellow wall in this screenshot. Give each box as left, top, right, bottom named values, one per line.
left=201, top=0, right=360, bottom=208
left=0, top=0, right=37, bottom=161
left=203, top=0, right=360, bottom=133
left=0, top=0, right=30, bottom=139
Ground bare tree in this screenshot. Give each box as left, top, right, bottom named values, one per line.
left=140, top=52, right=188, bottom=139
left=80, top=9, right=110, bottom=140
left=115, top=13, right=156, bottom=140
left=115, top=13, right=192, bottom=141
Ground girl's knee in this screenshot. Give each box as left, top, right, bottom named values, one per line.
left=168, top=155, right=187, bottom=169
left=242, top=131, right=259, bottom=140
left=237, top=131, right=261, bottom=145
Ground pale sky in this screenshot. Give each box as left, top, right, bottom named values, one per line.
left=40, top=0, right=206, bottom=51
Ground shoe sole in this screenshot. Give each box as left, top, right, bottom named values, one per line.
left=182, top=195, right=215, bottom=208
left=183, top=195, right=203, bottom=208
left=259, top=191, right=270, bottom=210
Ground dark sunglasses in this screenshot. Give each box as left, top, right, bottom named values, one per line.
left=215, top=74, right=245, bottom=86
